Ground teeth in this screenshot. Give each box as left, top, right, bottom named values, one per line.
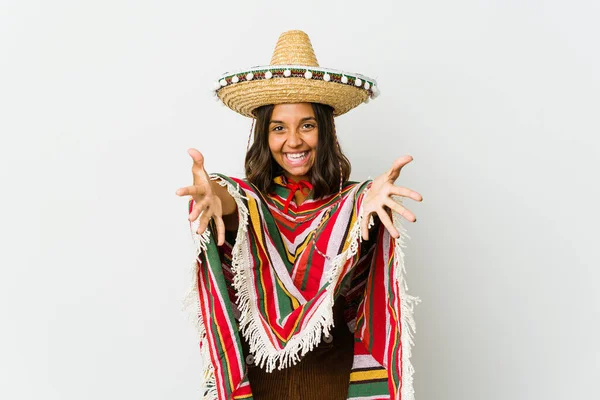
left=287, top=151, right=308, bottom=160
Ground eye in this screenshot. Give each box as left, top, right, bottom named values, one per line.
left=302, top=123, right=315, bottom=129
left=271, top=126, right=284, bottom=132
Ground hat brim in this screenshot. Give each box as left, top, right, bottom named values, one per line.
left=218, top=77, right=370, bottom=118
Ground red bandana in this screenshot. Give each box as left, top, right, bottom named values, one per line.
left=282, top=178, right=313, bottom=213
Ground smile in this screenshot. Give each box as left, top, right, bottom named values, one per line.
left=284, top=151, right=310, bottom=166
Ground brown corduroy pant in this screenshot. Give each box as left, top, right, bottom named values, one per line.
left=241, top=298, right=354, bottom=399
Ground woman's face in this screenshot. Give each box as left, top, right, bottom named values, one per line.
left=268, top=103, right=318, bottom=182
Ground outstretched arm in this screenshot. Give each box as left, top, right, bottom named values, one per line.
left=361, top=155, right=423, bottom=240
left=175, top=148, right=238, bottom=246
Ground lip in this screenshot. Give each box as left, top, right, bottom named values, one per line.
left=283, top=151, right=310, bottom=167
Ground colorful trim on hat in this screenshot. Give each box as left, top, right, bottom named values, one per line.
left=213, top=65, right=380, bottom=100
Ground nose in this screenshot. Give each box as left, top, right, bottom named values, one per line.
left=286, top=129, right=303, bottom=148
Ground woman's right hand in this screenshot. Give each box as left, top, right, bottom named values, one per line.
left=175, top=148, right=226, bottom=246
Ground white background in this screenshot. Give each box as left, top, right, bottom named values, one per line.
left=1, top=1, right=599, bottom=399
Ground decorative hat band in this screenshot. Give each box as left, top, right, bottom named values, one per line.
left=214, top=65, right=380, bottom=101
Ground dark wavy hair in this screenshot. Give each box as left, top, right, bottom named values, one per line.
left=244, top=103, right=351, bottom=199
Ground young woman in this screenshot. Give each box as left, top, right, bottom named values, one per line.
left=176, top=31, right=422, bottom=400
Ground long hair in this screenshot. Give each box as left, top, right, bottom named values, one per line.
left=244, top=103, right=351, bottom=198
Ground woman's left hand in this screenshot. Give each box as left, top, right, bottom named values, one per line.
left=361, top=155, right=423, bottom=240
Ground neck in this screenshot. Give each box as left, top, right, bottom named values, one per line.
left=285, top=172, right=310, bottom=183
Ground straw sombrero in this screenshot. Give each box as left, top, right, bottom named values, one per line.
left=213, top=30, right=379, bottom=118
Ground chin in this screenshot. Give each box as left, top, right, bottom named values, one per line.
left=286, top=169, right=311, bottom=179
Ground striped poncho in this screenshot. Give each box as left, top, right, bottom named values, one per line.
left=185, top=174, right=419, bottom=400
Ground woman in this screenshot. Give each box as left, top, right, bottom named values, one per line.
left=176, top=31, right=422, bottom=400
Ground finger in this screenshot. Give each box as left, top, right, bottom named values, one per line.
left=189, top=149, right=212, bottom=187
left=189, top=200, right=208, bottom=222
left=214, top=215, right=226, bottom=246
left=388, top=185, right=423, bottom=202
left=196, top=210, right=212, bottom=236
left=188, top=148, right=205, bottom=169
left=176, top=184, right=207, bottom=198
left=377, top=207, right=400, bottom=238
left=385, top=198, right=417, bottom=223
left=361, top=211, right=370, bottom=241
left=388, top=155, right=413, bottom=182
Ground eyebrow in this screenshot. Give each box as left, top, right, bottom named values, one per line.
left=269, top=117, right=316, bottom=124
